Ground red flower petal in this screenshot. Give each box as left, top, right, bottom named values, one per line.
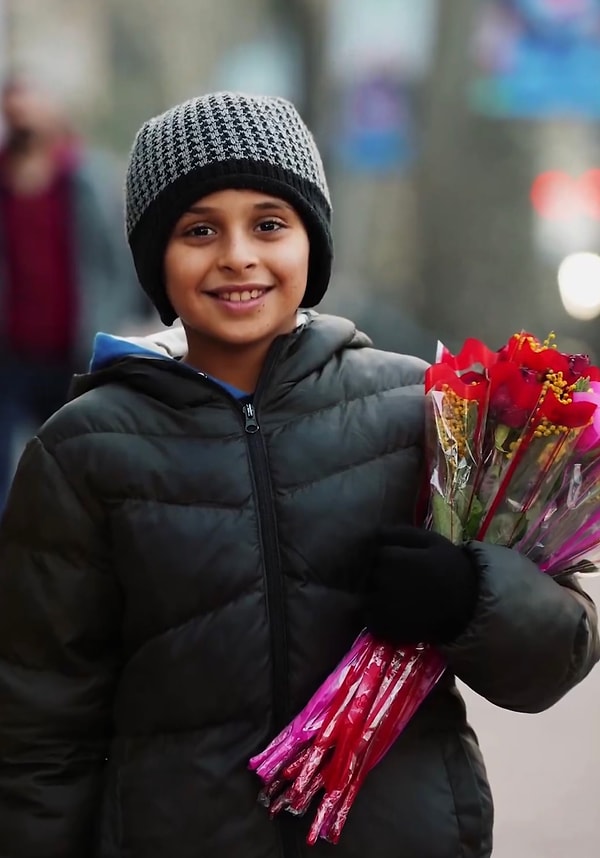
left=425, top=364, right=488, bottom=401
left=438, top=337, right=499, bottom=373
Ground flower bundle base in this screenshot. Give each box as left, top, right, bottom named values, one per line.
left=249, top=632, right=445, bottom=844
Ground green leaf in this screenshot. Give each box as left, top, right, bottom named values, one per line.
left=465, top=495, right=484, bottom=539
left=494, top=424, right=511, bottom=451
left=453, top=488, right=470, bottom=523
left=431, top=493, right=464, bottom=543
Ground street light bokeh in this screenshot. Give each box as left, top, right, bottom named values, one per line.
left=558, top=251, right=600, bottom=320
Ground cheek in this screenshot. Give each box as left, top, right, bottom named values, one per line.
left=277, top=237, right=310, bottom=288
left=164, top=250, right=207, bottom=300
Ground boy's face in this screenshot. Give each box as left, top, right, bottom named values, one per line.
left=164, top=188, right=310, bottom=353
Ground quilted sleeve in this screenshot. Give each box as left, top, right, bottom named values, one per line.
left=0, top=437, right=121, bottom=858
left=440, top=542, right=599, bottom=712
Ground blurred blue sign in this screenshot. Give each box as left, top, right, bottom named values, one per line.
left=336, top=74, right=415, bottom=173
left=326, top=0, right=439, bottom=172
left=471, top=0, right=600, bottom=118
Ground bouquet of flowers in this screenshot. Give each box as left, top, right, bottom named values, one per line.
left=249, top=331, right=600, bottom=845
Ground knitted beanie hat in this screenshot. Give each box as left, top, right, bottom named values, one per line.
left=125, top=91, right=333, bottom=325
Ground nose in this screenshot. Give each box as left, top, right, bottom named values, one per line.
left=217, top=230, right=258, bottom=273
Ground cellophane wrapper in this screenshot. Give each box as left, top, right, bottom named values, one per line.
left=249, top=333, right=600, bottom=845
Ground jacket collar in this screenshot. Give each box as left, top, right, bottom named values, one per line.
left=69, top=313, right=371, bottom=409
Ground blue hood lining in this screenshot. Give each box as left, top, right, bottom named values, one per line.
left=89, top=333, right=249, bottom=400
left=90, top=333, right=163, bottom=372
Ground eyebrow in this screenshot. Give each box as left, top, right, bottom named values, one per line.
left=186, top=199, right=294, bottom=215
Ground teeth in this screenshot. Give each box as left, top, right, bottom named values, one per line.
left=217, top=289, right=264, bottom=302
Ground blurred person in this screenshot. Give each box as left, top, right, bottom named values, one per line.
left=0, top=92, right=598, bottom=858
left=0, top=74, right=140, bottom=509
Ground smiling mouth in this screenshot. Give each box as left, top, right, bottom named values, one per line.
left=208, top=288, right=271, bottom=303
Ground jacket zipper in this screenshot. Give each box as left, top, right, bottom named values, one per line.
left=242, top=351, right=300, bottom=858
left=241, top=399, right=290, bottom=732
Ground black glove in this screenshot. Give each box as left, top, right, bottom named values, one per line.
left=365, top=526, right=480, bottom=646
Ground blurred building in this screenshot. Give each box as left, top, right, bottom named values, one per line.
left=3, top=0, right=600, bottom=361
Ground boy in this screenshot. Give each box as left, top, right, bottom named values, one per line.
left=0, top=92, right=598, bottom=858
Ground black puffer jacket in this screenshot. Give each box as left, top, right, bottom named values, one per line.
left=0, top=314, right=598, bottom=858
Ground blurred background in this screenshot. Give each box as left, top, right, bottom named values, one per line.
left=1, top=1, right=599, bottom=855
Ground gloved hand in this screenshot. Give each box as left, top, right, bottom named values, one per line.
left=365, top=526, right=480, bottom=646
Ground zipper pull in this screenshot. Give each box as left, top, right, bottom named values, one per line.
left=242, top=402, right=259, bottom=433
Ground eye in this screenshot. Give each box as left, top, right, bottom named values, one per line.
left=183, top=224, right=215, bottom=238
left=257, top=219, right=286, bottom=233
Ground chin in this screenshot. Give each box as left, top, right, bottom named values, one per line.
left=220, top=332, right=271, bottom=348
left=187, top=324, right=268, bottom=346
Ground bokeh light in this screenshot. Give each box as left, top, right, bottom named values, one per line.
left=557, top=251, right=600, bottom=320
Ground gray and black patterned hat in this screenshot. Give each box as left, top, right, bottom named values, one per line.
left=125, top=91, right=333, bottom=325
